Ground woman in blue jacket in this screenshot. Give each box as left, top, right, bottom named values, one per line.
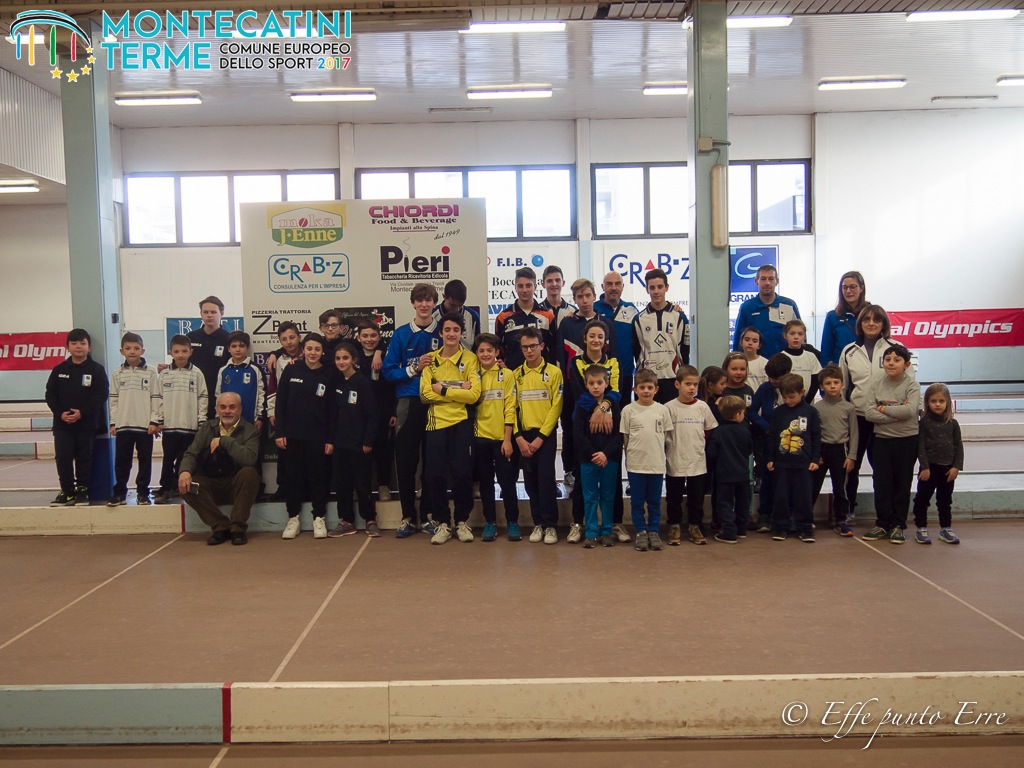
left=820, top=271, right=867, bottom=366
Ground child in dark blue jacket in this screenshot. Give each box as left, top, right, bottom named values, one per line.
left=707, top=395, right=753, bottom=543
left=573, top=365, right=623, bottom=548
left=766, top=373, right=822, bottom=542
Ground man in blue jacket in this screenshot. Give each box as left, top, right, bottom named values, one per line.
left=732, top=264, right=801, bottom=358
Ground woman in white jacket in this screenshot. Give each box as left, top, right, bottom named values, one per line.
left=839, top=304, right=915, bottom=523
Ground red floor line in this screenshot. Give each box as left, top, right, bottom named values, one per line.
left=222, top=682, right=233, bottom=743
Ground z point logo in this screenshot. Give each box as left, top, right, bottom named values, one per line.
left=9, top=11, right=94, bottom=84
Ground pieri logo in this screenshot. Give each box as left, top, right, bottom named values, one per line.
left=8, top=10, right=94, bottom=84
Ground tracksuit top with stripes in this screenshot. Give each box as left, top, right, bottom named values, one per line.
left=275, top=361, right=332, bottom=443
left=157, top=362, right=208, bottom=434
left=382, top=319, right=442, bottom=399
left=431, top=304, right=481, bottom=349
left=109, top=360, right=161, bottom=432
left=558, top=313, right=619, bottom=379
left=420, top=347, right=481, bottom=431
left=632, top=304, right=691, bottom=380
left=514, top=360, right=563, bottom=439
left=475, top=364, right=517, bottom=442
left=216, top=357, right=267, bottom=424
left=494, top=302, right=556, bottom=370
left=567, top=353, right=621, bottom=406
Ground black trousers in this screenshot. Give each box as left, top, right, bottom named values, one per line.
left=394, top=396, right=429, bottom=522
left=286, top=438, right=329, bottom=519
left=114, top=430, right=153, bottom=497
left=54, top=429, right=94, bottom=493
left=772, top=465, right=814, bottom=534
left=913, top=463, right=956, bottom=529
left=716, top=479, right=752, bottom=538
left=845, top=415, right=874, bottom=516
left=813, top=442, right=851, bottom=523
left=334, top=447, right=374, bottom=523
left=871, top=434, right=919, bottom=531
left=521, top=429, right=558, bottom=528
left=474, top=437, right=520, bottom=525
left=665, top=474, right=707, bottom=526
left=158, top=431, right=195, bottom=493
left=424, top=419, right=474, bottom=526
left=372, top=414, right=394, bottom=488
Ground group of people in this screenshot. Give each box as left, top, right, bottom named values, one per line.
left=45, top=265, right=964, bottom=548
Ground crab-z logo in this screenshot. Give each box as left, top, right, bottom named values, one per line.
left=379, top=245, right=451, bottom=281
left=269, top=254, right=350, bottom=294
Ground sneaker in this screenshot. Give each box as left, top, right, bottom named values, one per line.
left=231, top=531, right=248, bottom=546
left=282, top=516, right=301, bottom=539
left=889, top=527, right=905, bottom=545
left=312, top=517, right=328, bottom=539
left=939, top=528, right=960, bottom=545
left=688, top=526, right=707, bottom=546
left=567, top=523, right=582, bottom=544
left=582, top=537, right=597, bottom=548
left=529, top=525, right=544, bottom=543
left=106, top=495, right=125, bottom=508
left=714, top=533, right=737, bottom=544
left=668, top=524, right=682, bottom=546
left=613, top=524, right=632, bottom=543
left=507, top=522, right=522, bottom=542
left=395, top=518, right=416, bottom=538
left=377, top=485, right=392, bottom=502
left=74, top=487, right=90, bottom=506
left=834, top=523, right=854, bottom=537
left=772, top=530, right=787, bottom=541
left=563, top=471, right=575, bottom=492
left=798, top=531, right=816, bottom=543
left=915, top=528, right=932, bottom=545
left=482, top=522, right=497, bottom=542
left=207, top=530, right=231, bottom=545
left=51, top=491, right=75, bottom=507
left=328, top=520, right=357, bottom=537
left=365, top=521, right=381, bottom=538
left=421, top=517, right=438, bottom=536
left=648, top=532, right=664, bottom=551
left=709, top=520, right=722, bottom=533
left=600, top=534, right=616, bottom=547
left=431, top=523, right=452, bottom=545
left=457, top=521, right=474, bottom=542
left=152, top=490, right=173, bottom=505
left=757, top=523, right=771, bottom=534
left=543, top=527, right=558, bottom=545
left=862, top=526, right=889, bottom=541
left=634, top=531, right=649, bottom=551
left=136, top=494, right=152, bottom=505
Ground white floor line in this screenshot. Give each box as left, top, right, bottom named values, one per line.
left=0, top=534, right=185, bottom=652
left=269, top=536, right=372, bottom=683
left=856, top=538, right=1024, bottom=642
left=0, top=459, right=40, bottom=473
left=208, top=745, right=230, bottom=768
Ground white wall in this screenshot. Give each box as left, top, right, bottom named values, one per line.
left=0, top=205, right=72, bottom=333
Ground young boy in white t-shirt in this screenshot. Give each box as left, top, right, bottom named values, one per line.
left=781, top=319, right=821, bottom=403
left=665, top=365, right=718, bottom=545
left=620, top=369, right=673, bottom=552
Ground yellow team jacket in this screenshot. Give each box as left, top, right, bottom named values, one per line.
left=420, top=347, right=481, bottom=431
left=475, top=364, right=517, bottom=442
left=514, top=360, right=563, bottom=438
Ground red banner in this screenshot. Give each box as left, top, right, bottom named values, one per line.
left=0, top=332, right=68, bottom=371
left=889, top=309, right=1024, bottom=349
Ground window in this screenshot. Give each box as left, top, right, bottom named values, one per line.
left=592, top=160, right=810, bottom=238
left=123, top=170, right=340, bottom=245
left=357, top=165, right=576, bottom=240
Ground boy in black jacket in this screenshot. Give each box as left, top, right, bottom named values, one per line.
left=707, top=395, right=753, bottom=543
left=45, top=328, right=109, bottom=506
left=573, top=365, right=623, bottom=548
left=767, top=373, right=822, bottom=542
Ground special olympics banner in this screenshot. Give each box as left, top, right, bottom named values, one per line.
left=239, top=199, right=487, bottom=354
left=0, top=332, right=67, bottom=371
left=889, top=309, right=1024, bottom=349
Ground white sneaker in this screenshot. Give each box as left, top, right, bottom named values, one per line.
left=544, top=527, right=558, bottom=545
left=613, top=524, right=632, bottom=543
left=378, top=485, right=392, bottom=502
left=282, top=516, right=301, bottom=539
left=313, top=517, right=328, bottom=539
left=529, top=525, right=544, bottom=543
left=567, top=523, right=582, bottom=544
left=457, top=521, right=474, bottom=542
left=431, top=523, right=452, bottom=545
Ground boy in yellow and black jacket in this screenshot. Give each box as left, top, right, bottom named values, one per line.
left=513, top=327, right=564, bottom=544
left=420, top=313, right=481, bottom=544
left=471, top=333, right=521, bottom=542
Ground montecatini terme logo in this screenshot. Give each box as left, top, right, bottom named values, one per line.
left=269, top=205, right=345, bottom=248
left=9, top=10, right=94, bottom=84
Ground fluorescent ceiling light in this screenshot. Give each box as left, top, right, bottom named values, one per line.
left=907, top=10, right=1019, bottom=22
left=290, top=90, right=376, bottom=102
left=996, top=75, right=1024, bottom=87
left=643, top=84, right=688, bottom=96
left=114, top=92, right=202, bottom=106
left=467, top=86, right=552, bottom=100
left=461, top=22, right=566, bottom=34
left=931, top=95, right=998, bottom=103
left=0, top=179, right=40, bottom=193
left=682, top=16, right=792, bottom=30
left=818, top=78, right=906, bottom=91
left=429, top=107, right=493, bottom=113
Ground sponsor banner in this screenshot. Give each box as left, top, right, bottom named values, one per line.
left=729, top=245, right=778, bottom=338
left=240, top=199, right=487, bottom=354
left=0, top=332, right=67, bottom=371
left=889, top=309, right=1024, bottom=349
left=486, top=245, right=578, bottom=326
left=164, top=317, right=245, bottom=341
left=596, top=241, right=691, bottom=313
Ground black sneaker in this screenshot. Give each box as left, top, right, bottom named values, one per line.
left=106, top=495, right=125, bottom=508
left=582, top=537, right=597, bottom=548
left=231, top=531, right=248, bottom=546
left=153, top=490, right=174, bottom=505
left=771, top=530, right=787, bottom=541
left=798, top=531, right=816, bottom=543
left=51, top=491, right=75, bottom=507
left=713, top=533, right=737, bottom=544
left=74, top=487, right=90, bottom=506
left=207, top=530, right=231, bottom=546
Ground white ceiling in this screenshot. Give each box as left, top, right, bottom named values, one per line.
left=1, top=11, right=1023, bottom=202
